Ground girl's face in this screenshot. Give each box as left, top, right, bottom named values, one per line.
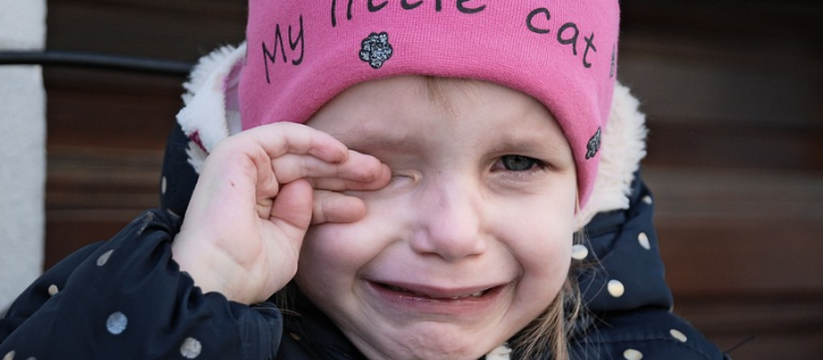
left=298, top=76, right=577, bottom=360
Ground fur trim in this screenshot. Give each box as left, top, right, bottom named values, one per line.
left=177, top=45, right=648, bottom=228
left=177, top=43, right=247, bottom=171
left=575, top=83, right=648, bottom=229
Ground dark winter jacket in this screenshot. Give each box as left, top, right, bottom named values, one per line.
left=0, top=45, right=731, bottom=360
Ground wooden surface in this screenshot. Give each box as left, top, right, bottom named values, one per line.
left=41, top=0, right=823, bottom=358
left=617, top=1, right=823, bottom=357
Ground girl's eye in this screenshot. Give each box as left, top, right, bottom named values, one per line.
left=499, top=155, right=540, bottom=171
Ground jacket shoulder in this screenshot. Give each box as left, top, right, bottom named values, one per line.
left=572, top=308, right=732, bottom=360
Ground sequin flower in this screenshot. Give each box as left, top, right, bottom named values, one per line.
left=359, top=32, right=393, bottom=69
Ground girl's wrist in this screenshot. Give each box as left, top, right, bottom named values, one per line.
left=171, top=234, right=252, bottom=303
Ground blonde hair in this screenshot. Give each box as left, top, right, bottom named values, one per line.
left=512, top=230, right=587, bottom=360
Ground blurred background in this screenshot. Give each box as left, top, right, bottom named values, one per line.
left=1, top=0, right=821, bottom=358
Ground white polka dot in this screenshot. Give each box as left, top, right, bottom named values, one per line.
left=25, top=357, right=35, bottom=360
left=670, top=329, right=688, bottom=342
left=637, top=232, right=651, bottom=250
left=3, top=350, right=15, bottom=360
left=48, top=284, right=59, bottom=296
left=97, top=249, right=114, bottom=266
left=623, top=348, right=643, bottom=360
left=608, top=279, right=625, bottom=298
left=161, top=176, right=168, bottom=195
left=138, top=212, right=155, bottom=235
left=571, top=244, right=589, bottom=260
left=642, top=195, right=653, bottom=204
left=165, top=208, right=180, bottom=218
left=180, top=337, right=202, bottom=359
left=106, top=311, right=128, bottom=335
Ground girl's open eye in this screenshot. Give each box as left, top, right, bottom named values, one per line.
left=499, top=155, right=542, bottom=171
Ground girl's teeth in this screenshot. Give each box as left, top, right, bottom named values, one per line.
left=446, top=291, right=484, bottom=299
left=454, top=291, right=484, bottom=299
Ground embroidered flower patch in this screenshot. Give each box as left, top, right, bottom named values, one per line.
left=359, top=32, right=393, bottom=69
left=586, top=126, right=602, bottom=159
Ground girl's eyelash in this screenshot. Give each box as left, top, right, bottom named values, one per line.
left=498, top=155, right=548, bottom=172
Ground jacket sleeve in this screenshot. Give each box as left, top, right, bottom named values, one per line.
left=0, top=209, right=283, bottom=360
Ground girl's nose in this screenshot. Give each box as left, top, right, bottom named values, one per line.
left=410, top=179, right=488, bottom=262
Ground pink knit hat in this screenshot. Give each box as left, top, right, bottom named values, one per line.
left=238, top=1, right=620, bottom=206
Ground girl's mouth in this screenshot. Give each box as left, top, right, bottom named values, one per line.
left=379, top=283, right=489, bottom=300
left=364, top=280, right=511, bottom=318
left=369, top=280, right=507, bottom=302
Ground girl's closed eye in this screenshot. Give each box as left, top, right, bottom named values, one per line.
left=386, top=169, right=419, bottom=189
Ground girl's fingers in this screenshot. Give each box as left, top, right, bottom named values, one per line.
left=308, top=172, right=390, bottom=192
left=273, top=158, right=391, bottom=194
left=311, top=190, right=367, bottom=224
left=237, top=122, right=351, bottom=165
left=270, top=151, right=390, bottom=188
left=216, top=122, right=391, bottom=191
left=269, top=179, right=315, bottom=237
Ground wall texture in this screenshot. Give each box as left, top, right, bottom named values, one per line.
left=0, top=0, right=47, bottom=310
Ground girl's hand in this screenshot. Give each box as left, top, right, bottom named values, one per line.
left=171, top=122, right=390, bottom=304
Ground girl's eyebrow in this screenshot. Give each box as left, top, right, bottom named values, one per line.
left=489, top=132, right=573, bottom=157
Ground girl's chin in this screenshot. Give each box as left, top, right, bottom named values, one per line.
left=351, top=332, right=502, bottom=360
left=340, top=281, right=539, bottom=360
left=343, top=309, right=520, bottom=360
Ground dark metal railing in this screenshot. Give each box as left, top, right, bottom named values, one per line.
left=0, top=50, right=193, bottom=76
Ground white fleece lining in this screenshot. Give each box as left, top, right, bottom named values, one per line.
left=178, top=45, right=648, bottom=228
left=574, top=83, right=648, bottom=228
left=176, top=44, right=247, bottom=172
